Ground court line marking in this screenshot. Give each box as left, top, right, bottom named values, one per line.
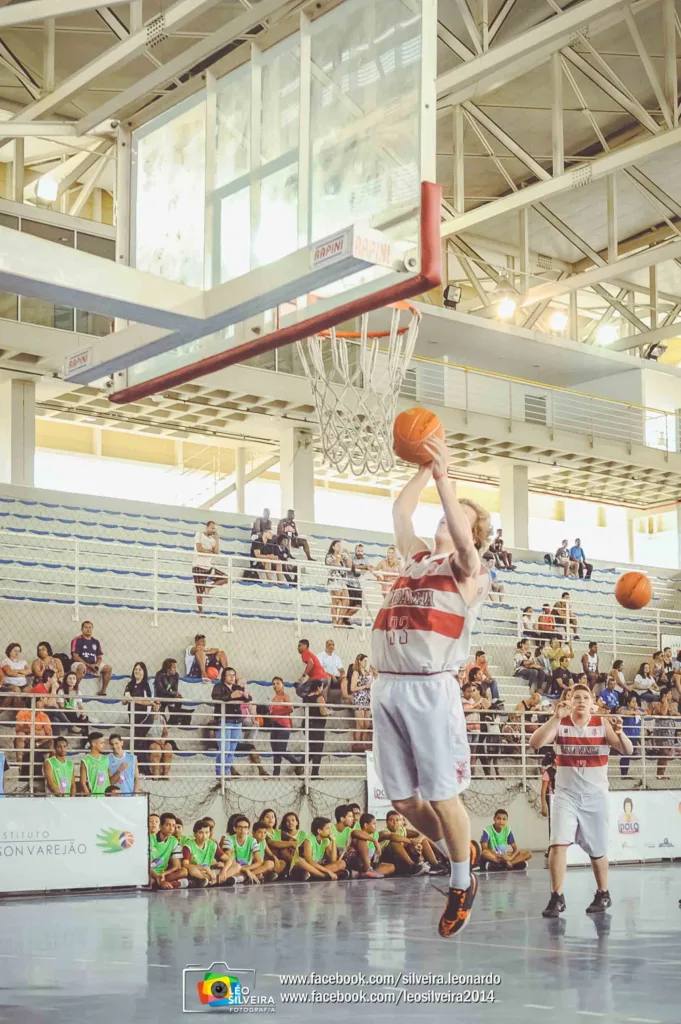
left=524, top=1004, right=555, bottom=1010
left=577, top=1013, right=605, bottom=1018
left=625, top=1019, right=662, bottom=1023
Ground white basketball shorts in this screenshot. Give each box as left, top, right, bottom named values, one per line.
left=549, top=787, right=609, bottom=859
left=371, top=673, right=471, bottom=802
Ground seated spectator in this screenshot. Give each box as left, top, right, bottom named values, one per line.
left=145, top=701, right=172, bottom=778
left=482, top=552, right=504, bottom=600
left=599, top=676, right=624, bottom=712
left=325, top=540, right=351, bottom=628
left=223, top=815, right=270, bottom=884
left=56, top=672, right=89, bottom=735
left=480, top=809, right=532, bottom=871
left=516, top=690, right=542, bottom=726
left=297, top=638, right=330, bottom=696
left=185, top=635, right=227, bottom=681
left=547, top=638, right=573, bottom=673
left=251, top=820, right=280, bottom=882
left=249, top=529, right=286, bottom=584
left=183, top=818, right=235, bottom=887
left=15, top=697, right=53, bottom=780
left=581, top=642, right=600, bottom=691
left=3, top=642, right=31, bottom=690
left=43, top=735, right=76, bottom=797
left=256, top=808, right=289, bottom=875
left=552, top=592, right=578, bottom=640
left=549, top=539, right=579, bottom=578
left=81, top=732, right=116, bottom=796
left=538, top=603, right=556, bottom=640
left=569, top=537, right=592, bottom=580
left=536, top=643, right=553, bottom=679
left=631, top=661, right=660, bottom=706
left=277, top=811, right=306, bottom=875
left=105, top=785, right=121, bottom=796
left=487, top=528, right=515, bottom=570
left=329, top=804, right=358, bottom=862
left=150, top=812, right=188, bottom=889
left=652, top=650, right=668, bottom=686
left=550, top=655, right=573, bottom=698
left=317, top=639, right=344, bottom=699
left=620, top=696, right=641, bottom=777
left=465, top=651, right=500, bottom=701
left=374, top=545, right=401, bottom=594
left=108, top=732, right=139, bottom=795
left=513, top=639, right=548, bottom=694
left=378, top=809, right=444, bottom=876
left=267, top=676, right=303, bottom=777
left=345, top=813, right=395, bottom=878
left=70, top=621, right=112, bottom=697
left=31, top=642, right=64, bottom=686
left=649, top=696, right=675, bottom=778
left=154, top=658, right=189, bottom=726
left=251, top=507, right=272, bottom=541
left=660, top=647, right=674, bottom=680
left=522, top=606, right=539, bottom=638
left=609, top=659, right=629, bottom=696
left=291, top=816, right=347, bottom=881
left=277, top=508, right=313, bottom=560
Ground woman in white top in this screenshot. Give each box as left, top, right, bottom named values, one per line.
left=2, top=643, right=30, bottom=686
left=632, top=662, right=659, bottom=705
left=325, top=540, right=351, bottom=627
left=192, top=519, right=228, bottom=614
left=374, top=545, right=401, bottom=595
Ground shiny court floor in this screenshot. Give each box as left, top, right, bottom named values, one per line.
left=0, top=862, right=679, bottom=1024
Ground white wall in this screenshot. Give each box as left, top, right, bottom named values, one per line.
left=573, top=370, right=644, bottom=405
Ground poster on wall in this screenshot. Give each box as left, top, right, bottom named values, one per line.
left=0, top=796, right=149, bottom=894
left=661, top=634, right=681, bottom=657
left=366, top=751, right=393, bottom=817
left=566, top=790, right=681, bottom=866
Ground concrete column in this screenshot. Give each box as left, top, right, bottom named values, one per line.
left=498, top=461, right=529, bottom=549
left=235, top=446, right=246, bottom=514
left=0, top=379, right=36, bottom=486
left=675, top=504, right=681, bottom=570
left=280, top=426, right=315, bottom=522
left=626, top=510, right=636, bottom=565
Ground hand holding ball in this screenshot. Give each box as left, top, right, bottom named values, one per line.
left=614, top=571, right=652, bottom=610
left=393, top=407, right=445, bottom=465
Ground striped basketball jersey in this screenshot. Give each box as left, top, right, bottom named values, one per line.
left=554, top=714, right=609, bottom=794
left=371, top=550, right=489, bottom=676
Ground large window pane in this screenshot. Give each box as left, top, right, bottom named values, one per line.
left=261, top=43, right=300, bottom=163
left=215, top=69, right=250, bottom=188
left=219, top=188, right=250, bottom=283
left=253, top=165, right=298, bottom=268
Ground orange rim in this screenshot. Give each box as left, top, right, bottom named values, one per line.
left=313, top=301, right=420, bottom=339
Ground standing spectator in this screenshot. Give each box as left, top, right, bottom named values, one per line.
left=0, top=746, right=5, bottom=795
left=300, top=680, right=327, bottom=778
left=192, top=519, right=228, bottom=614
left=538, top=603, right=557, bottom=640
left=325, top=540, right=351, bottom=627
left=44, top=736, right=76, bottom=797
left=251, top=507, right=272, bottom=540
left=461, top=682, right=489, bottom=776
left=108, top=732, right=139, bottom=795
left=513, top=639, right=548, bottom=693
left=348, top=654, right=373, bottom=751
left=31, top=642, right=64, bottom=686
left=147, top=700, right=174, bottom=778
left=56, top=672, right=89, bottom=735
left=15, top=697, right=53, bottom=780
left=569, top=537, right=593, bottom=580
left=277, top=509, right=313, bottom=560
left=581, top=642, right=599, bottom=692
left=185, top=634, right=227, bottom=681
left=211, top=667, right=249, bottom=779
left=70, top=621, right=112, bottom=696
left=631, top=662, right=660, bottom=706
left=80, top=732, right=112, bottom=796
left=154, top=658, right=188, bottom=725
left=121, top=662, right=153, bottom=768
left=296, top=639, right=329, bottom=695
left=487, top=528, right=515, bottom=570
left=552, top=539, right=578, bottom=578
left=268, top=676, right=303, bottom=776
left=552, top=593, right=578, bottom=640
left=2, top=642, right=31, bottom=689
left=620, top=696, right=641, bottom=777
left=374, top=545, right=401, bottom=594
left=465, top=651, right=500, bottom=701
left=346, top=544, right=371, bottom=624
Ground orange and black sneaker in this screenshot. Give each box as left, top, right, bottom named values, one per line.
left=470, top=840, right=481, bottom=870
left=438, top=872, right=477, bottom=938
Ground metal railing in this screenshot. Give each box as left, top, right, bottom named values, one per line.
left=2, top=695, right=679, bottom=794
left=1, top=527, right=680, bottom=654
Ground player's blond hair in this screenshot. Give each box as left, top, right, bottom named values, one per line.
left=459, top=498, right=491, bottom=551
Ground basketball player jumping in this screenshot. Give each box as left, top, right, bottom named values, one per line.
left=529, top=683, right=633, bottom=918
left=371, top=435, right=490, bottom=937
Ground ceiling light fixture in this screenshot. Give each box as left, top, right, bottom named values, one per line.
left=549, top=310, right=568, bottom=332
left=492, top=272, right=517, bottom=320
left=35, top=177, right=58, bottom=202
left=596, top=323, right=619, bottom=346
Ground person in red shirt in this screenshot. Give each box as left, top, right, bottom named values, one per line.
left=297, top=639, right=329, bottom=693
left=538, top=603, right=556, bottom=640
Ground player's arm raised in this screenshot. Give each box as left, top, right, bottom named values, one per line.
left=529, top=700, right=570, bottom=749
left=392, top=464, right=431, bottom=560
left=602, top=715, right=633, bottom=756
left=422, top=435, right=479, bottom=580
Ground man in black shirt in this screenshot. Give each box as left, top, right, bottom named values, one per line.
left=251, top=508, right=272, bottom=540
left=249, top=530, right=285, bottom=583
left=211, top=668, right=249, bottom=778
left=550, top=655, right=573, bottom=698
left=301, top=680, right=328, bottom=778
left=277, top=509, right=313, bottom=560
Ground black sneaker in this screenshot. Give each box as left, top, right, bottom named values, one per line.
left=470, top=840, right=482, bottom=870
left=542, top=892, right=566, bottom=918
left=586, top=889, right=611, bottom=914
left=438, top=873, right=477, bottom=937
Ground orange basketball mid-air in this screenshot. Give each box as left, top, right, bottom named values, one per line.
left=393, top=407, right=445, bottom=465
left=614, top=571, right=653, bottom=610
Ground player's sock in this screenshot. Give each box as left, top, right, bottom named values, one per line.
left=435, top=838, right=449, bottom=859
left=449, top=859, right=470, bottom=890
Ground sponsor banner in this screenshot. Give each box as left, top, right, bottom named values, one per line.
left=0, top=796, right=149, bottom=893
left=366, top=750, right=393, bottom=817
left=64, top=347, right=92, bottom=378
left=566, top=789, right=681, bottom=866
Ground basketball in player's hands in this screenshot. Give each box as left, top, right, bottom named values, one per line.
left=393, top=407, right=445, bottom=465
left=614, top=571, right=653, bottom=610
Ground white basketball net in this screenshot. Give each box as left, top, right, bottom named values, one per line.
left=296, top=305, right=421, bottom=476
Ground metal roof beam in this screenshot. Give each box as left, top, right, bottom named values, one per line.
left=0, top=1, right=131, bottom=30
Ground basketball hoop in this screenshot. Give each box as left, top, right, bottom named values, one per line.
left=296, top=302, right=421, bottom=476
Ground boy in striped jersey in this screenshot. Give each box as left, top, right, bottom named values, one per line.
left=371, top=435, right=490, bottom=937
left=530, top=683, right=632, bottom=918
